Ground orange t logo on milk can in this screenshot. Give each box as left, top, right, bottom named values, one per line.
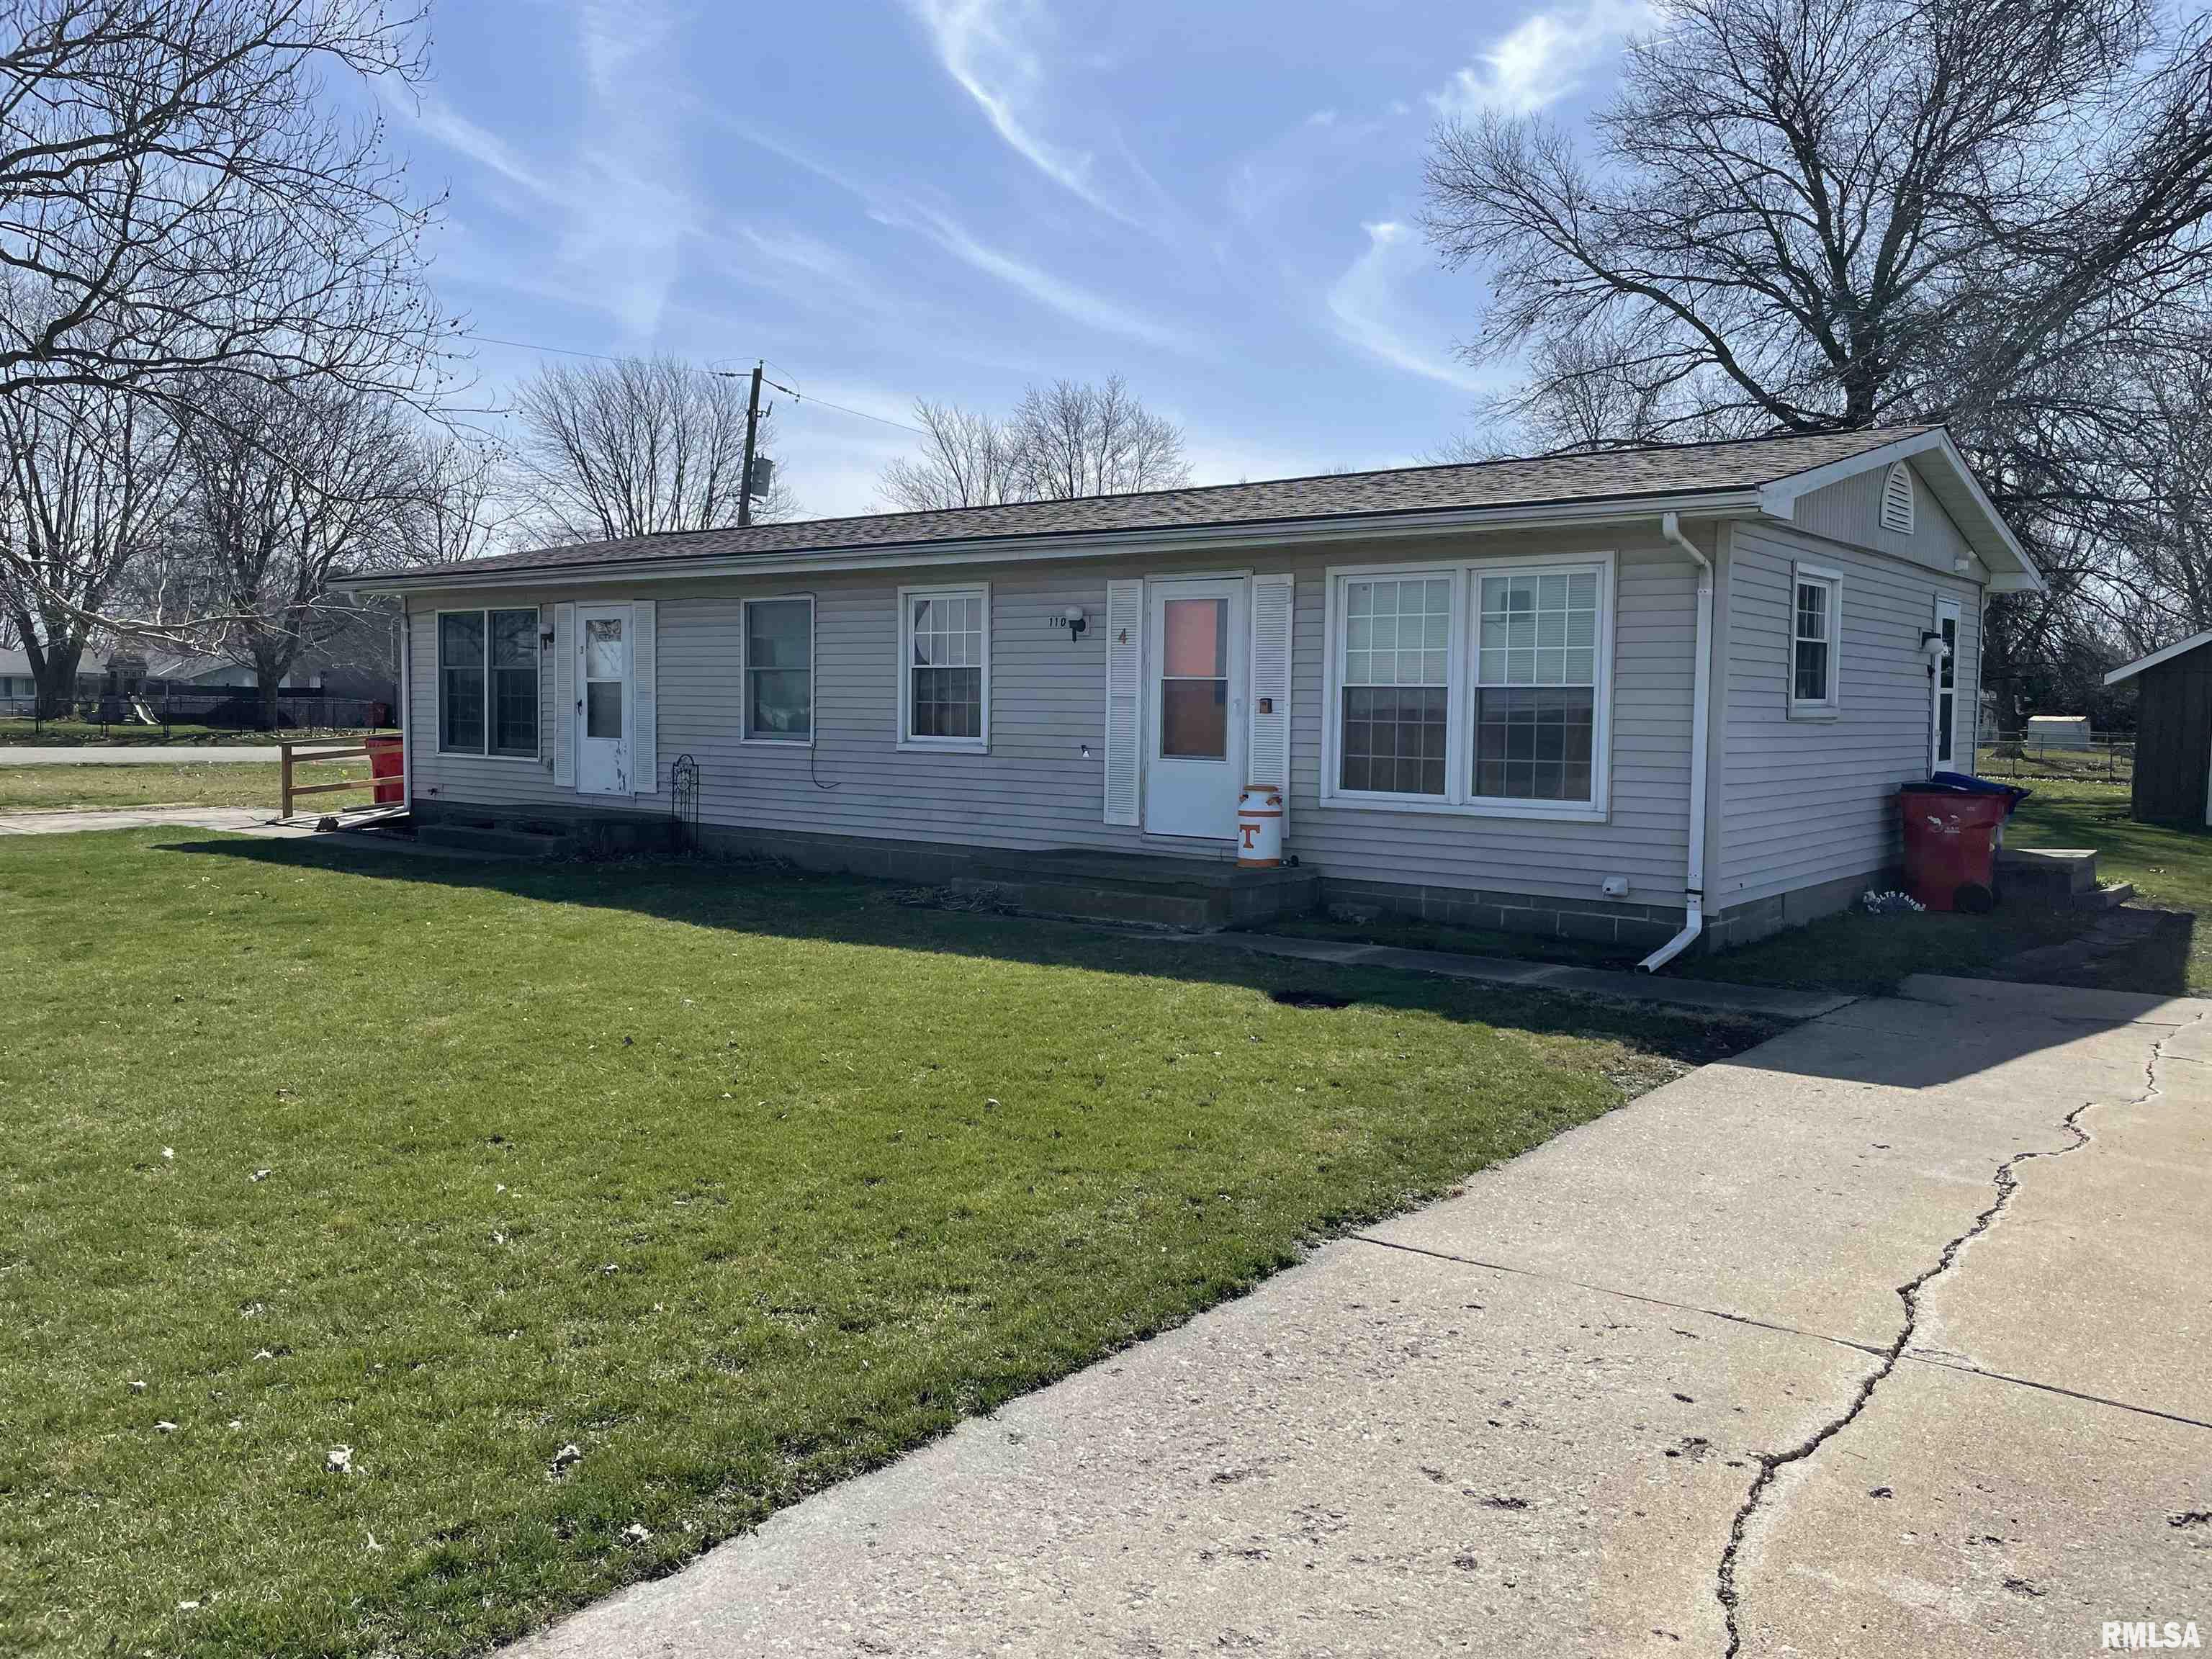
left=1237, top=785, right=1284, bottom=868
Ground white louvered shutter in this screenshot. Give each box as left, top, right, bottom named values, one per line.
left=1247, top=574, right=1293, bottom=796
left=631, top=599, right=657, bottom=795
left=1102, top=579, right=1144, bottom=827
left=552, top=602, right=575, bottom=788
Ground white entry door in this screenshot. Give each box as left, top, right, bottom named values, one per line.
left=1930, top=596, right=1961, bottom=772
left=1144, top=577, right=1247, bottom=839
left=577, top=604, right=631, bottom=794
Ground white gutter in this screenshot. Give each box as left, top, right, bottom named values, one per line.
left=335, top=490, right=1768, bottom=596
left=1640, top=511, right=1714, bottom=973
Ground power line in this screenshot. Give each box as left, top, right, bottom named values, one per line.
left=464, top=330, right=928, bottom=435
left=466, top=333, right=630, bottom=364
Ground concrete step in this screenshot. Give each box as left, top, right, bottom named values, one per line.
left=1998, top=846, right=2098, bottom=904
left=415, top=822, right=575, bottom=860
left=2075, top=882, right=2136, bottom=912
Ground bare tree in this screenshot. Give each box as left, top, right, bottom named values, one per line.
left=0, top=1, right=446, bottom=411
left=173, top=378, right=421, bottom=728
left=513, top=356, right=791, bottom=541
left=1008, top=376, right=1190, bottom=500
left=876, top=374, right=1190, bottom=511
left=1424, top=0, right=2212, bottom=443
left=403, top=429, right=513, bottom=566
left=1424, top=0, right=2212, bottom=706
left=877, top=400, right=1019, bottom=511
left=0, top=379, right=181, bottom=714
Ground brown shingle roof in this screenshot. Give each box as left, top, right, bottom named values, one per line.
left=382, top=426, right=1930, bottom=582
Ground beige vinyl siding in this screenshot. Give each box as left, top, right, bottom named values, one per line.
left=1791, top=459, right=1982, bottom=577
left=403, top=521, right=1704, bottom=909
left=1714, top=519, right=1982, bottom=909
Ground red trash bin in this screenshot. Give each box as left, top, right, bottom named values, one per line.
left=368, top=736, right=404, bottom=806
left=1897, top=785, right=2009, bottom=912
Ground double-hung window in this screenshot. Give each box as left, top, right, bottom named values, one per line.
left=899, top=584, right=989, bottom=750
left=439, top=608, right=539, bottom=757
left=1789, top=566, right=1843, bottom=716
left=742, top=596, right=813, bottom=742
left=1326, top=556, right=1612, bottom=819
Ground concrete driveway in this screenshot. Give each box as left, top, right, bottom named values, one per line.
left=516, top=975, right=2212, bottom=1659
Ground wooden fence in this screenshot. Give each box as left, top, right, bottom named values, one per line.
left=280, top=737, right=402, bottom=818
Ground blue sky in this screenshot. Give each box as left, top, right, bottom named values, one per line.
left=398, top=0, right=1655, bottom=518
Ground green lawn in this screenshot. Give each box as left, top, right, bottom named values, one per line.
left=0, top=761, right=371, bottom=815
left=0, top=831, right=1772, bottom=1658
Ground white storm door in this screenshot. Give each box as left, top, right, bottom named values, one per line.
left=1930, top=596, right=1961, bottom=773
left=1143, top=577, right=1247, bottom=839
left=576, top=605, right=631, bottom=794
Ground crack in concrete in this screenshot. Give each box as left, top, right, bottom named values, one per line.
left=1711, top=1010, right=2203, bottom=1658
left=1353, top=1233, right=2212, bottom=1432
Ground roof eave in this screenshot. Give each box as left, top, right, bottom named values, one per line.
left=334, top=488, right=1769, bottom=595
left=2105, top=625, right=2212, bottom=685
left=1756, top=428, right=2044, bottom=592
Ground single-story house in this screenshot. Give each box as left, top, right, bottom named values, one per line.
left=341, top=425, right=2038, bottom=961
left=0, top=646, right=135, bottom=703
left=2105, top=629, right=2212, bottom=823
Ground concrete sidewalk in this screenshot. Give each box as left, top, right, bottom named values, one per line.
left=0, top=745, right=281, bottom=763
left=516, top=975, right=2212, bottom=1659
left=0, top=805, right=292, bottom=837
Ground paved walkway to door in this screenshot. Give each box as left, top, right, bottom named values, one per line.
left=516, top=974, right=2212, bottom=1659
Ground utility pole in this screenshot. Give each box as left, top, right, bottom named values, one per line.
left=738, top=359, right=764, bottom=529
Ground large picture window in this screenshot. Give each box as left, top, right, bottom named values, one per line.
left=742, top=596, right=813, bottom=742
left=439, top=608, right=539, bottom=757
left=1473, top=570, right=1599, bottom=802
left=899, top=584, right=989, bottom=750
left=1324, top=557, right=1613, bottom=819
left=1339, top=577, right=1449, bottom=795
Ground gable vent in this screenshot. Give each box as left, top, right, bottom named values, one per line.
left=1880, top=461, right=1915, bottom=535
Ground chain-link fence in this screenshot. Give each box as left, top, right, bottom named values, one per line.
left=1973, top=734, right=2134, bottom=785
left=0, top=691, right=394, bottom=743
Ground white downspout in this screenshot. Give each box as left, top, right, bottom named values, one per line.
left=1640, top=512, right=1713, bottom=972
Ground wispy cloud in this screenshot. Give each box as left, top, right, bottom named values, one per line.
left=887, top=206, right=1199, bottom=353
left=1431, top=0, right=1658, bottom=118
left=400, top=91, right=556, bottom=199
left=904, top=0, right=1159, bottom=230
left=1327, top=221, right=1495, bottom=392
left=567, top=0, right=695, bottom=341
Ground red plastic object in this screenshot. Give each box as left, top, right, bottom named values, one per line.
left=1897, top=787, right=2008, bottom=912
left=369, top=737, right=404, bottom=806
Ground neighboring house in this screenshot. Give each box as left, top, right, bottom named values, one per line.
left=2105, top=631, right=2212, bottom=824
left=145, top=652, right=319, bottom=691
left=341, top=426, right=2038, bottom=958
left=0, top=646, right=132, bottom=703
left=143, top=607, right=400, bottom=708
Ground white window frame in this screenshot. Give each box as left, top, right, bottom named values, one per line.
left=1319, top=551, right=1615, bottom=823
left=1788, top=565, right=1844, bottom=719
left=738, top=593, right=816, bottom=747
left=896, top=583, right=991, bottom=752
left=435, top=605, right=541, bottom=762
